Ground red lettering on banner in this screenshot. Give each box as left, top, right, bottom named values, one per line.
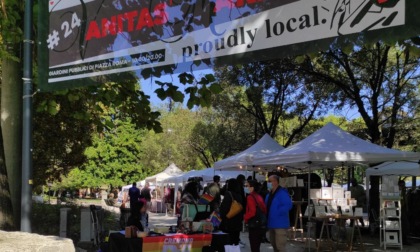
left=101, top=16, right=117, bottom=37
left=153, top=3, right=168, bottom=25
left=124, top=11, right=137, bottom=32
left=85, top=4, right=169, bottom=41
left=86, top=21, right=101, bottom=40
left=136, top=8, right=154, bottom=30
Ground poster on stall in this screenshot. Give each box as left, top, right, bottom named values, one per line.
left=38, top=0, right=409, bottom=91
left=142, top=234, right=212, bottom=252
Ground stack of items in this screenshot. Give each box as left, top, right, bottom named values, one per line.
left=307, top=187, right=362, bottom=217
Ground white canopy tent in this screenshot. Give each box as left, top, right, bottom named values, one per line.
left=253, top=123, right=420, bottom=170
left=145, top=163, right=184, bottom=185
left=251, top=123, right=420, bottom=241
left=214, top=133, right=284, bottom=170
left=366, top=161, right=420, bottom=178
left=161, top=168, right=266, bottom=185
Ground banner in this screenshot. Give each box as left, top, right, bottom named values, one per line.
left=38, top=0, right=407, bottom=91
left=142, top=234, right=212, bottom=252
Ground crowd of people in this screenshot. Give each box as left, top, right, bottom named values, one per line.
left=124, top=174, right=293, bottom=252
left=179, top=174, right=292, bottom=252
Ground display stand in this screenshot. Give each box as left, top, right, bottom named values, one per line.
left=380, top=196, right=403, bottom=250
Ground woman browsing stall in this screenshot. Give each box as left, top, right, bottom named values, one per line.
left=219, top=179, right=244, bottom=246
left=244, top=180, right=267, bottom=252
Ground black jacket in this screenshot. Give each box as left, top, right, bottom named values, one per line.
left=219, top=191, right=244, bottom=232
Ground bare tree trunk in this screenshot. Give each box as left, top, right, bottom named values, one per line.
left=0, top=124, right=15, bottom=230
left=1, top=53, right=23, bottom=229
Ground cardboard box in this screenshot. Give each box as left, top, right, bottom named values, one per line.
left=354, top=207, right=363, bottom=217
left=315, top=206, right=326, bottom=217
left=385, top=220, right=399, bottom=229
left=337, top=198, right=347, bottom=206
left=344, top=191, right=351, bottom=199
left=385, top=232, right=399, bottom=244
left=310, top=189, right=321, bottom=199
left=332, top=188, right=344, bottom=199
left=321, top=187, right=333, bottom=199
left=297, top=179, right=304, bottom=187
left=327, top=205, right=338, bottom=214
left=287, top=176, right=297, bottom=187
left=304, top=205, right=314, bottom=217
left=341, top=206, right=353, bottom=216
left=385, top=209, right=398, bottom=217
left=349, top=199, right=357, bottom=206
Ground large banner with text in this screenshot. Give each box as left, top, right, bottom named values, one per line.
left=38, top=0, right=407, bottom=91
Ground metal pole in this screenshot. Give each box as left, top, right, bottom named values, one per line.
left=21, top=0, right=34, bottom=232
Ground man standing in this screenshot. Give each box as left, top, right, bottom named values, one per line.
left=141, top=182, right=152, bottom=208
left=350, top=178, right=366, bottom=226
left=399, top=180, right=411, bottom=245
left=265, top=175, right=292, bottom=252
left=128, top=182, right=141, bottom=217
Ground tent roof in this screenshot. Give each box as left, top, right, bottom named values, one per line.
left=161, top=168, right=265, bottom=184
left=145, top=163, right=184, bottom=183
left=366, top=161, right=420, bottom=177
left=214, top=134, right=284, bottom=170
left=253, top=123, right=420, bottom=169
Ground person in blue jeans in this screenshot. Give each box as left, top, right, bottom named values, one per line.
left=265, top=175, right=292, bottom=252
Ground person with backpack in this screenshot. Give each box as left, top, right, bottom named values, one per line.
left=244, top=180, right=267, bottom=252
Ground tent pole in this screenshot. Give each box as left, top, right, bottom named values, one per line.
left=173, top=182, right=178, bottom=217
left=307, top=162, right=312, bottom=251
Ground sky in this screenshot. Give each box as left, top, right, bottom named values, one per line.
left=140, top=69, right=361, bottom=121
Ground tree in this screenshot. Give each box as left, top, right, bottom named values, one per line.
left=80, top=119, right=147, bottom=188
left=214, top=59, right=335, bottom=146
left=138, top=107, right=204, bottom=171
left=33, top=72, right=161, bottom=187
left=0, top=126, right=14, bottom=230
left=0, top=0, right=24, bottom=229
left=299, top=42, right=420, bottom=148
left=188, top=99, right=255, bottom=167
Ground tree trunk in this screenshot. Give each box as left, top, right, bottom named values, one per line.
left=0, top=124, right=15, bottom=230
left=1, top=54, right=23, bottom=229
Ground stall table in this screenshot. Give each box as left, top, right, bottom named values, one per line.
left=288, top=201, right=305, bottom=241
left=314, top=215, right=365, bottom=252
left=105, top=232, right=230, bottom=252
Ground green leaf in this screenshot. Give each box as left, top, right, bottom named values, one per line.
left=68, top=93, right=80, bottom=102
left=209, top=83, right=223, bottom=94
left=172, top=91, right=185, bottom=102
left=155, top=88, right=167, bottom=100
left=205, top=74, right=216, bottom=83
left=47, top=100, right=59, bottom=115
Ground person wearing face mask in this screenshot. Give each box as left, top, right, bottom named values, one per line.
left=265, top=175, right=292, bottom=252
left=244, top=180, right=267, bottom=252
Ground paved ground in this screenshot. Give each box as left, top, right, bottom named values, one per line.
left=148, top=212, right=420, bottom=252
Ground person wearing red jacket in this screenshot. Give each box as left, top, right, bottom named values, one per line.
left=244, top=180, right=267, bottom=252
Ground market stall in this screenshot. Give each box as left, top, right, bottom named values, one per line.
left=252, top=123, right=420, bottom=250
left=214, top=133, right=284, bottom=170
left=144, top=163, right=184, bottom=213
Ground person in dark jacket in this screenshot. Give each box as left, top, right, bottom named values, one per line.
left=126, top=198, right=147, bottom=231
left=244, top=180, right=267, bottom=252
left=128, top=182, right=141, bottom=217
left=265, top=175, right=292, bottom=252
left=220, top=179, right=244, bottom=245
